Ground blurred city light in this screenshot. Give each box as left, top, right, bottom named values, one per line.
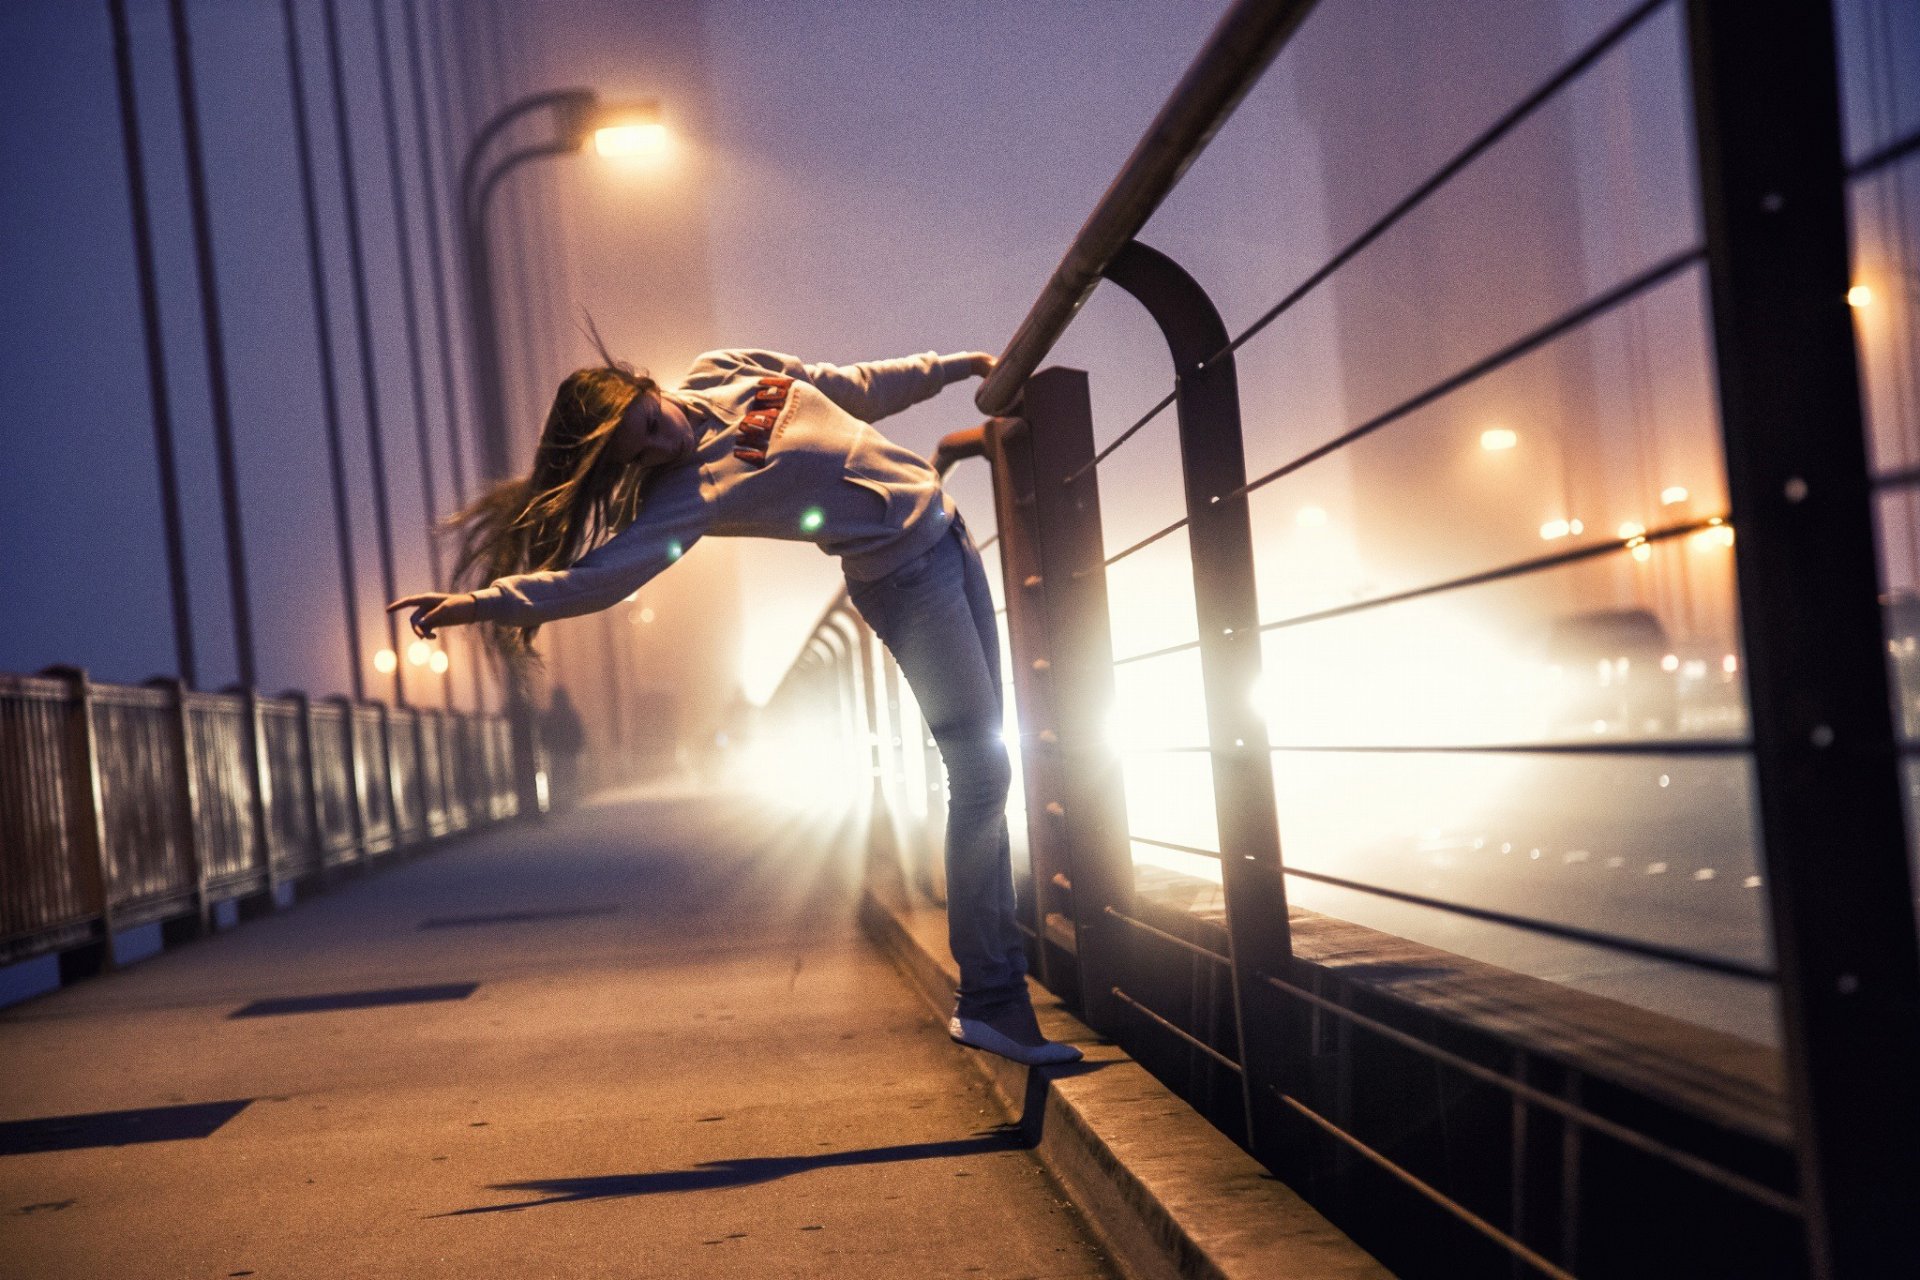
left=406, top=638, right=431, bottom=666
left=1480, top=427, right=1518, bottom=451
left=429, top=650, right=450, bottom=675
left=1847, top=283, right=1873, bottom=308
left=373, top=648, right=398, bottom=674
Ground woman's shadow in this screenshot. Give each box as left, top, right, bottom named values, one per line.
left=433, top=1061, right=1108, bottom=1217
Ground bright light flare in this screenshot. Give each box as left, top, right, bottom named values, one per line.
left=1480, top=428, right=1518, bottom=451
left=429, top=650, right=450, bottom=674
left=593, top=121, right=669, bottom=159
left=373, top=648, right=398, bottom=674
left=1661, top=486, right=1689, bottom=505
left=406, top=639, right=431, bottom=667
left=1847, top=284, right=1873, bottom=309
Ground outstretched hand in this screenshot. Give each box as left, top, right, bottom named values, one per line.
left=387, top=592, right=477, bottom=640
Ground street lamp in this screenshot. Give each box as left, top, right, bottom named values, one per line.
left=456, top=87, right=663, bottom=816
left=459, top=88, right=664, bottom=482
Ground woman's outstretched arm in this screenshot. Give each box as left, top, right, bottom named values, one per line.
left=389, top=469, right=711, bottom=637
left=800, top=351, right=993, bottom=422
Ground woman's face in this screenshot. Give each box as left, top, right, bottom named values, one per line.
left=610, top=389, right=697, bottom=469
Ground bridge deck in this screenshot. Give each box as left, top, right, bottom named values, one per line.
left=0, top=786, right=1115, bottom=1279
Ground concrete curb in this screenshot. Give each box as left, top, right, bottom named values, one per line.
left=861, top=890, right=1392, bottom=1280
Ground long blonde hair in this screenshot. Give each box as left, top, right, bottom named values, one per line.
left=448, top=364, right=658, bottom=659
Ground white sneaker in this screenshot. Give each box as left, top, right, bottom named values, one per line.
left=949, top=1007, right=1083, bottom=1066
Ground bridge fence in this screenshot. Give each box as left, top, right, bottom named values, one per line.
left=0, top=667, right=521, bottom=975
left=766, top=1, right=1920, bottom=1276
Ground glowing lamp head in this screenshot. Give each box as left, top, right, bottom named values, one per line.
left=594, top=120, right=669, bottom=158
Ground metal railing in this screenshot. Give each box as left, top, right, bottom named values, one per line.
left=1, top=667, right=519, bottom=971
left=768, top=1, right=1920, bottom=1277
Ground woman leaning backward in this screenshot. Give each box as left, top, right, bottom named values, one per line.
left=390, top=346, right=1081, bottom=1067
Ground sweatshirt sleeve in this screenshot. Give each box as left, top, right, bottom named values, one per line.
left=800, top=351, right=976, bottom=423
left=468, top=475, right=710, bottom=628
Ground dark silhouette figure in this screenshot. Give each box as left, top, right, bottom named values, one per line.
left=541, top=687, right=587, bottom=812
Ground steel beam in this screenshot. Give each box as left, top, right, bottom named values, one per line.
left=1685, top=1, right=1920, bottom=1273
left=1102, top=239, right=1293, bottom=1164
left=1009, top=370, right=1137, bottom=1033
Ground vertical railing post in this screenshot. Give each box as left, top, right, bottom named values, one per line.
left=242, top=686, right=278, bottom=911
left=988, top=415, right=1072, bottom=991
left=152, top=676, right=209, bottom=939
left=1685, top=2, right=1920, bottom=1273
left=292, top=690, right=325, bottom=889
left=43, top=667, right=114, bottom=977
left=331, top=695, right=367, bottom=864
left=382, top=703, right=404, bottom=852
left=1003, top=371, right=1136, bottom=1034
left=1103, top=239, right=1297, bottom=1167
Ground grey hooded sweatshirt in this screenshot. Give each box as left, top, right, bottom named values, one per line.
left=468, top=348, right=976, bottom=627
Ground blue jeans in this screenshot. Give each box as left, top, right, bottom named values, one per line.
left=847, top=516, right=1030, bottom=1019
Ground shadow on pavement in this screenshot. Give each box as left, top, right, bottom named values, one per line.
left=435, top=1125, right=1034, bottom=1216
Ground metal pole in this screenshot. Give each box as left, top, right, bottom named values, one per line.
left=1684, top=1, right=1920, bottom=1272
left=985, top=415, right=1067, bottom=990
left=460, top=137, right=574, bottom=819
left=1101, top=238, right=1294, bottom=1169
left=368, top=0, right=446, bottom=614
left=107, top=0, right=195, bottom=688
left=458, top=94, right=591, bottom=479
left=479, top=0, right=553, bottom=427
left=165, top=0, right=257, bottom=688
left=45, top=667, right=115, bottom=978
left=411, top=0, right=472, bottom=512
left=320, top=0, right=407, bottom=706
left=1008, top=369, right=1137, bottom=1034
left=279, top=0, right=367, bottom=703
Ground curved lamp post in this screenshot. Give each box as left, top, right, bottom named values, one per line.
left=456, top=88, right=665, bottom=813
left=459, top=88, right=665, bottom=481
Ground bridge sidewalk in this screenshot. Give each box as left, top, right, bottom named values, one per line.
left=0, top=785, right=1115, bottom=1279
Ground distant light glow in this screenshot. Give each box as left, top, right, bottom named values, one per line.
left=429, top=650, right=450, bottom=675
left=1617, top=521, right=1645, bottom=540
left=1480, top=428, right=1517, bottom=451
left=373, top=648, right=398, bottom=674
left=1847, top=284, right=1873, bottom=309
left=639, top=606, right=656, bottom=624
left=1694, top=524, right=1735, bottom=549
left=594, top=122, right=669, bottom=159
left=1723, top=653, right=1739, bottom=674
left=1295, top=505, right=1328, bottom=528
left=1661, top=486, right=1689, bottom=505
left=1631, top=542, right=1653, bottom=562
left=800, top=507, right=825, bottom=533
left=1540, top=518, right=1573, bottom=540
left=1661, top=653, right=1680, bottom=673
left=406, top=639, right=431, bottom=667
left=668, top=540, right=683, bottom=560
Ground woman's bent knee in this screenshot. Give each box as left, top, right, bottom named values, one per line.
left=940, top=731, right=1011, bottom=807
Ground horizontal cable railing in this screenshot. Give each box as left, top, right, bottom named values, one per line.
left=773, top=0, right=1916, bottom=1274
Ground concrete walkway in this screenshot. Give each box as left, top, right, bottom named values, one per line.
left=0, top=785, right=1116, bottom=1279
